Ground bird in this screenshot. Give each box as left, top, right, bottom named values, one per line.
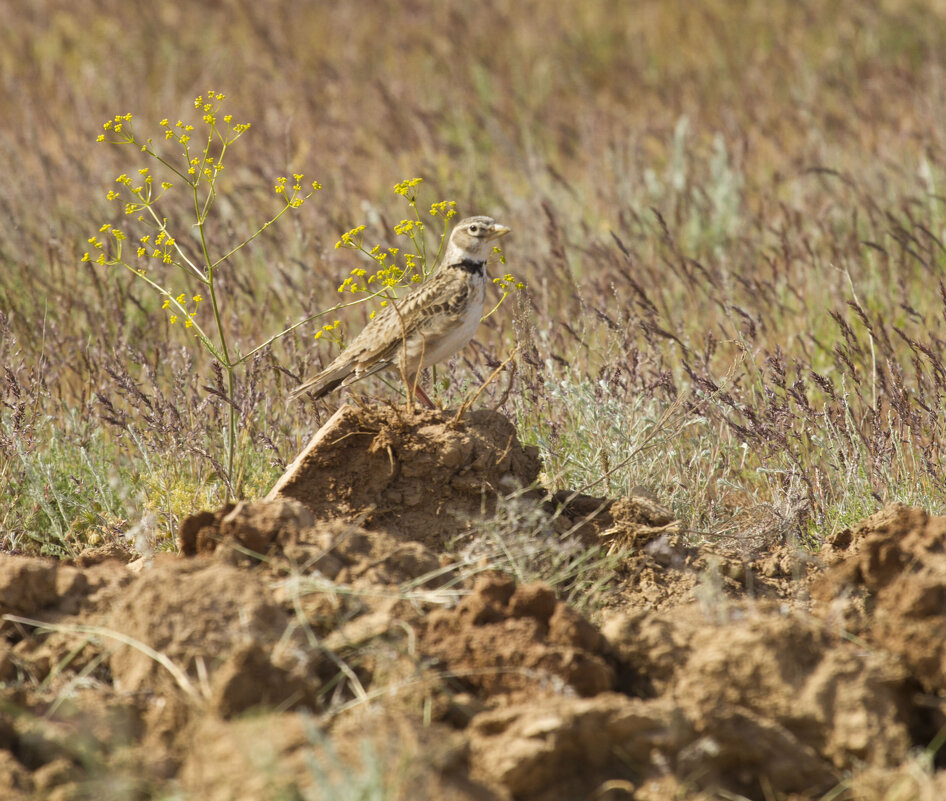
left=290, top=215, right=511, bottom=407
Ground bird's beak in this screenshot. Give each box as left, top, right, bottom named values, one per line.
left=490, top=223, right=511, bottom=240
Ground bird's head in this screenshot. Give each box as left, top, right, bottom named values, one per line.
left=444, top=216, right=510, bottom=265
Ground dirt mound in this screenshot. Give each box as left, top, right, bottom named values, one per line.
left=266, top=404, right=542, bottom=548
left=3, top=407, right=946, bottom=800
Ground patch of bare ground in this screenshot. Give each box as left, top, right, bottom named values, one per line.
left=1, top=407, right=945, bottom=799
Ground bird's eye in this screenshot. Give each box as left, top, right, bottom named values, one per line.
left=469, top=224, right=480, bottom=234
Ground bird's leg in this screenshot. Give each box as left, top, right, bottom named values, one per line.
left=413, top=383, right=435, bottom=409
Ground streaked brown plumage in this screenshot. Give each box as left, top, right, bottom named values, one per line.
left=290, top=216, right=510, bottom=406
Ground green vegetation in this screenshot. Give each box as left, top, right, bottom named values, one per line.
left=3, top=0, right=946, bottom=554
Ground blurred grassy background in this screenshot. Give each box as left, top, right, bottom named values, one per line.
left=4, top=0, right=946, bottom=554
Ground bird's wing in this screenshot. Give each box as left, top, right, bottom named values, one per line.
left=340, top=272, right=457, bottom=368
left=292, top=270, right=464, bottom=398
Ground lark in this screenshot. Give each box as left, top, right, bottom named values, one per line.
left=290, top=216, right=511, bottom=407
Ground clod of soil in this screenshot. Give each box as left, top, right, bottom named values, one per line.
left=105, top=556, right=319, bottom=715
left=815, top=503, right=946, bottom=693
left=468, top=693, right=688, bottom=800
left=423, top=574, right=615, bottom=698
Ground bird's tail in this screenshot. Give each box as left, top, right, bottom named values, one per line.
left=289, top=362, right=353, bottom=402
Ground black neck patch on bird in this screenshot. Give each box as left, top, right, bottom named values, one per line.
left=449, top=258, right=486, bottom=276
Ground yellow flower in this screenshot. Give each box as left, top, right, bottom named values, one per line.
left=429, top=200, right=457, bottom=217
left=393, top=177, right=423, bottom=197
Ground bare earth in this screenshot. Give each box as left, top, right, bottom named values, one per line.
left=1, top=405, right=944, bottom=800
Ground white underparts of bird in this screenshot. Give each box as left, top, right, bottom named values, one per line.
left=290, top=216, right=511, bottom=406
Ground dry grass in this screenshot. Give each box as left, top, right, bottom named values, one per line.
left=3, top=0, right=946, bottom=554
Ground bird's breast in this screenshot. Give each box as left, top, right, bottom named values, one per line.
left=417, top=275, right=486, bottom=369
